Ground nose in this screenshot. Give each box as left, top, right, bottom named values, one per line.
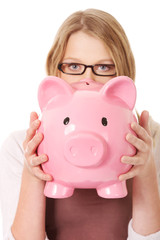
left=82, top=67, right=95, bottom=81
left=64, top=132, right=106, bottom=167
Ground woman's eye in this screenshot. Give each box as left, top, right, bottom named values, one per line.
left=68, top=63, right=81, bottom=71
left=94, top=64, right=115, bottom=75
left=98, top=65, right=109, bottom=72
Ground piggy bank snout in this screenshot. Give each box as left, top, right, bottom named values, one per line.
left=64, top=133, right=106, bottom=167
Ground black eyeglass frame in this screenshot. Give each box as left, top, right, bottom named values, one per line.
left=58, top=63, right=116, bottom=77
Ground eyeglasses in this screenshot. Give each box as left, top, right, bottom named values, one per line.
left=58, top=63, right=116, bottom=76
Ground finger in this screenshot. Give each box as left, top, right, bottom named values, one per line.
left=131, top=122, right=150, bottom=143
left=33, top=166, right=53, bottom=181
left=126, top=133, right=147, bottom=152
left=119, top=166, right=138, bottom=181
left=139, top=110, right=151, bottom=135
left=25, top=132, right=43, bottom=156
left=30, top=154, right=48, bottom=167
left=25, top=119, right=41, bottom=145
left=121, top=155, right=145, bottom=166
left=29, top=112, right=39, bottom=127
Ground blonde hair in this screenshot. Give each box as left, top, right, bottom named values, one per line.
left=46, top=9, right=136, bottom=81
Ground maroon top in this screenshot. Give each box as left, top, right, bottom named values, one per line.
left=45, top=180, right=132, bottom=240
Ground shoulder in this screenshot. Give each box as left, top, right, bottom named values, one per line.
left=149, top=116, right=160, bottom=138
left=149, top=117, right=160, bottom=191
left=1, top=130, right=26, bottom=153
left=0, top=130, right=26, bottom=173
left=1, top=130, right=26, bottom=150
left=149, top=116, right=160, bottom=155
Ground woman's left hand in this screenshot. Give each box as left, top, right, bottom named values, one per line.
left=119, top=110, right=155, bottom=181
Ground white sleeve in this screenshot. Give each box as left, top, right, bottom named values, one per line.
left=0, top=131, right=25, bottom=239
left=127, top=220, right=160, bottom=240
left=0, top=130, right=50, bottom=240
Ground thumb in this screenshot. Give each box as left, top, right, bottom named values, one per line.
left=29, top=112, right=39, bottom=127
left=139, top=110, right=151, bottom=135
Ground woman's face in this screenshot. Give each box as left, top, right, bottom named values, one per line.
left=59, top=31, right=116, bottom=84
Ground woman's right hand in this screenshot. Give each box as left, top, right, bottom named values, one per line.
left=23, top=112, right=53, bottom=181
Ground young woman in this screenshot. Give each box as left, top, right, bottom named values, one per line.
left=0, top=9, right=160, bottom=240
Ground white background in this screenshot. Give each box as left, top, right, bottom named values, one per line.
left=0, top=0, right=160, bottom=238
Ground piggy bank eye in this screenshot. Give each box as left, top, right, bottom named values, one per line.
left=63, top=117, right=70, bottom=125
left=101, top=117, right=108, bottom=126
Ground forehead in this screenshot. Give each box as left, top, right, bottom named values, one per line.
left=63, top=31, right=112, bottom=64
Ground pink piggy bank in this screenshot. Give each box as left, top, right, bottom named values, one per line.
left=37, top=76, right=137, bottom=199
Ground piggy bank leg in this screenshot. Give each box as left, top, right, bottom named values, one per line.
left=97, top=181, right=127, bottom=199
left=44, top=181, right=74, bottom=198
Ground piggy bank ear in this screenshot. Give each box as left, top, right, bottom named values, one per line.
left=38, top=76, right=74, bottom=111
left=100, top=76, right=136, bottom=110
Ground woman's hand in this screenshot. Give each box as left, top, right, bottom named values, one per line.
left=119, top=110, right=155, bottom=181
left=23, top=112, right=52, bottom=181
left=120, top=111, right=160, bottom=236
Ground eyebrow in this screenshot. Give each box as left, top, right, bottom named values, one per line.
left=63, top=57, right=114, bottom=64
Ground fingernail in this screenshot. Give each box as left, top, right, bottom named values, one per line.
left=34, top=119, right=40, bottom=126
left=37, top=132, right=42, bottom=138
left=46, top=175, right=53, bottom=181
left=121, top=156, right=125, bottom=163
left=119, top=175, right=123, bottom=181
left=126, top=133, right=131, bottom=140
left=131, top=122, right=136, bottom=129
left=42, top=155, right=48, bottom=161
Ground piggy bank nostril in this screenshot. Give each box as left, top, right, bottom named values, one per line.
left=91, top=146, right=98, bottom=156
left=70, top=147, right=78, bottom=157
left=70, top=146, right=99, bottom=157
